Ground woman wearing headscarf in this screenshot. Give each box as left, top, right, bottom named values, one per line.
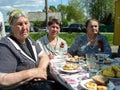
left=0, top=9, right=52, bottom=90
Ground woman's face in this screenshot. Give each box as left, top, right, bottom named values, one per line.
left=48, top=23, right=60, bottom=38
left=11, top=17, right=30, bottom=42
left=87, top=20, right=99, bottom=35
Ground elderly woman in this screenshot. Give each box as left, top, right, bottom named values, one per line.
left=37, top=19, right=68, bottom=59
left=0, top=10, right=52, bottom=90
left=68, top=19, right=111, bottom=56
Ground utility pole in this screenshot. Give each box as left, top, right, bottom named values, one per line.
left=61, top=0, right=63, bottom=21
left=45, top=0, right=48, bottom=27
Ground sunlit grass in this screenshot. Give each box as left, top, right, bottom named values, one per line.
left=30, top=32, right=114, bottom=46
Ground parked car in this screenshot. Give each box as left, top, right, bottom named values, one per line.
left=61, top=23, right=86, bottom=33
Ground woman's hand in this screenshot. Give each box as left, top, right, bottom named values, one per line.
left=28, top=68, right=47, bottom=81
left=49, top=54, right=54, bottom=59
left=66, top=53, right=72, bottom=58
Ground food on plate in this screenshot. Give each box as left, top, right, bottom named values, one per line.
left=85, top=81, right=97, bottom=90
left=112, top=66, right=120, bottom=72
left=102, top=66, right=115, bottom=78
left=92, top=75, right=108, bottom=85
left=97, top=85, right=108, bottom=90
left=70, top=57, right=76, bottom=62
left=116, top=71, right=120, bottom=78
left=74, top=55, right=79, bottom=60
left=70, top=56, right=79, bottom=61
left=103, top=59, right=112, bottom=63
left=79, top=56, right=86, bottom=60
left=102, top=66, right=120, bottom=78
left=112, top=66, right=120, bottom=78
left=63, top=62, right=79, bottom=70
left=67, top=55, right=86, bottom=62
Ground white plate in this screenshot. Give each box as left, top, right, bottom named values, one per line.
left=54, top=55, right=68, bottom=59
left=80, top=79, right=93, bottom=89
left=96, top=58, right=114, bottom=64
left=59, top=67, right=80, bottom=73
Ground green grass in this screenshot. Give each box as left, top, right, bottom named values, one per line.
left=30, top=32, right=114, bottom=46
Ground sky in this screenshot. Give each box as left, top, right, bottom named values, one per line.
left=0, top=0, right=68, bottom=21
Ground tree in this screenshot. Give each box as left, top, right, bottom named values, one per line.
left=67, top=0, right=86, bottom=24
left=57, top=4, right=68, bottom=26
left=57, top=4, right=67, bottom=19
left=84, top=0, right=115, bottom=25
left=49, top=6, right=57, bottom=12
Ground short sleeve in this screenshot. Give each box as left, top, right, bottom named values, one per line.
left=0, top=44, right=17, bottom=73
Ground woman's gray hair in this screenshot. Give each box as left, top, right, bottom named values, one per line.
left=8, top=9, right=28, bottom=25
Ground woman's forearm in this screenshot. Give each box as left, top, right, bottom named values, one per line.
left=0, top=69, right=38, bottom=88
left=38, top=53, right=50, bottom=70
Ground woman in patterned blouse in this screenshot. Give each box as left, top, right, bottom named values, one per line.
left=68, top=19, right=111, bottom=56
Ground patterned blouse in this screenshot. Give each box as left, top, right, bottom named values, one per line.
left=68, top=34, right=111, bottom=56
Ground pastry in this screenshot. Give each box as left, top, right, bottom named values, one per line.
left=103, top=60, right=112, bottom=63
left=116, top=71, right=120, bottom=78
left=85, top=81, right=97, bottom=90
left=63, top=62, right=79, bottom=70
left=92, top=75, right=108, bottom=85
left=97, top=85, right=108, bottom=90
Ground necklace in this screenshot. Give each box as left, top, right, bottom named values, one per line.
left=87, top=35, right=98, bottom=49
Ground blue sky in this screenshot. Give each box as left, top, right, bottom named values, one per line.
left=0, top=0, right=68, bottom=21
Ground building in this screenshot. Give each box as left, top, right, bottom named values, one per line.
left=28, top=11, right=61, bottom=22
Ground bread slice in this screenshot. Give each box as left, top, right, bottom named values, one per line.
left=97, top=85, right=108, bottom=90
left=92, top=75, right=108, bottom=85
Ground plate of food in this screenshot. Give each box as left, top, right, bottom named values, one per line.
left=59, top=62, right=80, bottom=73
left=96, top=60, right=113, bottom=64
left=103, top=59, right=114, bottom=64
left=65, top=56, right=79, bottom=62
left=80, top=79, right=97, bottom=89
left=66, top=56, right=85, bottom=63
left=95, top=54, right=109, bottom=61
left=59, top=68, right=80, bottom=73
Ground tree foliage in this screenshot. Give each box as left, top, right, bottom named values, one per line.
left=49, top=6, right=57, bottom=12
left=67, top=0, right=86, bottom=24
left=54, top=0, right=86, bottom=25
left=84, top=0, right=115, bottom=25
left=42, top=0, right=115, bottom=26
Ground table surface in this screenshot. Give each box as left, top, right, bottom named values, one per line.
left=50, top=56, right=120, bottom=90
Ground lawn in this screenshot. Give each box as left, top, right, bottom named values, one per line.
left=30, top=32, right=114, bottom=46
